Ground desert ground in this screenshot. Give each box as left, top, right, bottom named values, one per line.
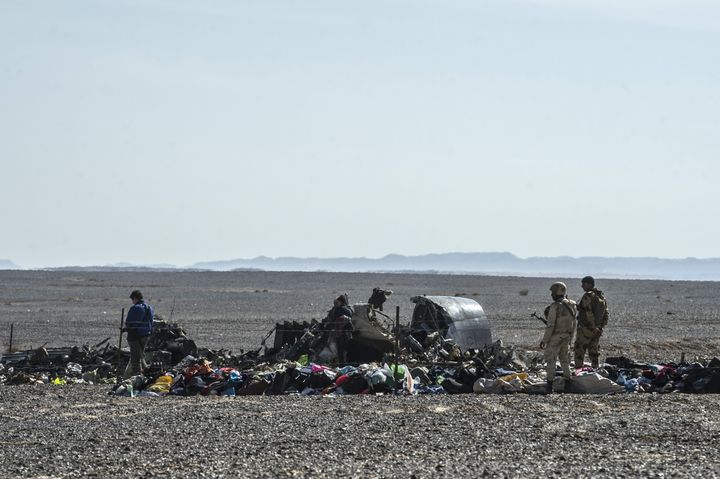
left=1, top=271, right=719, bottom=478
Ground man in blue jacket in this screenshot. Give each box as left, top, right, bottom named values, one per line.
left=123, top=290, right=154, bottom=379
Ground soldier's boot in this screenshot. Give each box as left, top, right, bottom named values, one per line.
left=574, top=354, right=584, bottom=369
left=590, top=357, right=600, bottom=369
left=545, top=380, right=553, bottom=395
left=563, top=377, right=573, bottom=393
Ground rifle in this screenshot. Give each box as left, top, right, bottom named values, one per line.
left=116, top=308, right=125, bottom=372
left=531, top=311, right=547, bottom=325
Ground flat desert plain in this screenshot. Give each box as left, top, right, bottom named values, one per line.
left=0, top=271, right=719, bottom=478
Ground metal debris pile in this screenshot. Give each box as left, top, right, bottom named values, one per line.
left=0, top=318, right=196, bottom=386
left=3, top=303, right=719, bottom=395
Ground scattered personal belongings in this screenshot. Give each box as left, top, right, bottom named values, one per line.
left=104, top=346, right=720, bottom=397
left=3, top=294, right=720, bottom=396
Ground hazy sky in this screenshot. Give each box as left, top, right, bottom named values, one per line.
left=1, top=1, right=719, bottom=268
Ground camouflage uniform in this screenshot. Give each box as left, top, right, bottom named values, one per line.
left=543, top=294, right=577, bottom=383
left=574, top=288, right=609, bottom=369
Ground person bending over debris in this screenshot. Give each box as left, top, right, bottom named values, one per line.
left=574, top=276, right=609, bottom=369
left=540, top=282, right=577, bottom=394
left=123, top=290, right=154, bottom=379
left=368, top=288, right=393, bottom=311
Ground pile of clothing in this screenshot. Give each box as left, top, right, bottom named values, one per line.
left=109, top=346, right=720, bottom=397
left=601, top=356, right=720, bottom=394
left=108, top=339, right=544, bottom=397
left=111, top=356, right=414, bottom=397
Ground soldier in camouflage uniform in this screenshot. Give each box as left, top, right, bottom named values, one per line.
left=574, top=276, right=609, bottom=369
left=540, top=282, right=577, bottom=394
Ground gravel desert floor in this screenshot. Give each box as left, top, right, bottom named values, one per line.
left=1, top=271, right=719, bottom=478
left=1, top=386, right=719, bottom=478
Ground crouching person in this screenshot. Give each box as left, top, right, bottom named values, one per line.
left=540, top=282, right=577, bottom=394
left=368, top=287, right=392, bottom=311
left=123, top=290, right=154, bottom=379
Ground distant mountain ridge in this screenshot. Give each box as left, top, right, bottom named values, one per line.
left=0, top=259, right=18, bottom=270
left=191, top=252, right=720, bottom=281
left=9, top=253, right=719, bottom=280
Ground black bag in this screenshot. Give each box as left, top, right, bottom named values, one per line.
left=453, top=367, right=478, bottom=387
left=341, top=372, right=369, bottom=394
left=236, top=378, right=271, bottom=396
left=268, top=370, right=291, bottom=395
left=309, top=370, right=334, bottom=389
left=441, top=377, right=472, bottom=394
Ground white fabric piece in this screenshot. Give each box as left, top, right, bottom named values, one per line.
left=473, top=377, right=524, bottom=394
left=568, top=373, right=625, bottom=394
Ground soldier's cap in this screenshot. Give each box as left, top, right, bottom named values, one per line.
left=550, top=282, right=567, bottom=295
left=581, top=276, right=595, bottom=286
